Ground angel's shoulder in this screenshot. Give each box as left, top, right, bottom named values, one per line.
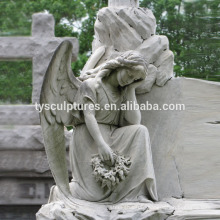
left=78, top=78, right=98, bottom=96
left=80, top=78, right=97, bottom=90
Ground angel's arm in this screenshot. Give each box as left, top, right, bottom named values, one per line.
left=80, top=46, right=106, bottom=80
left=80, top=56, right=120, bottom=81
left=83, top=100, right=114, bottom=164
left=122, top=80, right=145, bottom=125
left=79, top=65, right=103, bottom=81
left=124, top=89, right=141, bottom=125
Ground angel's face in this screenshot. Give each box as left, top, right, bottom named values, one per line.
left=116, top=65, right=145, bottom=87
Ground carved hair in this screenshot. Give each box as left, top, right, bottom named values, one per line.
left=82, top=50, right=148, bottom=82
left=101, top=50, right=148, bottom=79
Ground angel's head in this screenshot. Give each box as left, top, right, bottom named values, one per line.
left=93, top=50, right=148, bottom=87
left=115, top=64, right=146, bottom=87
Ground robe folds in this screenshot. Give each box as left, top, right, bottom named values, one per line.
left=49, top=78, right=158, bottom=203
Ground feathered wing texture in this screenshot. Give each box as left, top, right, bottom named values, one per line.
left=40, top=40, right=81, bottom=202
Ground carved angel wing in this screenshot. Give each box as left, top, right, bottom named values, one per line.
left=40, top=40, right=81, bottom=201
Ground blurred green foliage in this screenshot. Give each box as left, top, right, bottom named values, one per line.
left=0, top=0, right=219, bottom=103
left=0, top=61, right=32, bottom=104
left=140, top=0, right=220, bottom=81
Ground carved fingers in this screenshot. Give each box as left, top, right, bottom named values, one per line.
left=98, top=142, right=114, bottom=165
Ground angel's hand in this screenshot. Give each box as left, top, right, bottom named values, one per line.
left=84, top=69, right=96, bottom=75
left=79, top=74, right=96, bottom=81
left=97, top=141, right=114, bottom=165
left=83, top=100, right=114, bottom=165
left=127, top=79, right=145, bottom=90
left=79, top=68, right=101, bottom=81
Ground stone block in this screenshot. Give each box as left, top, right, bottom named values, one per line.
left=32, top=13, right=55, bottom=38
left=0, top=105, right=40, bottom=125
left=155, top=50, right=174, bottom=86
left=94, top=7, right=156, bottom=53
left=0, top=125, right=44, bottom=150
left=0, top=205, right=40, bottom=220
left=0, top=151, right=49, bottom=173
left=0, top=178, right=54, bottom=205
left=138, top=77, right=220, bottom=200
left=136, top=64, right=157, bottom=94
left=0, top=124, right=72, bottom=150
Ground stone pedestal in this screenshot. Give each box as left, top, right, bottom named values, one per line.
left=36, top=198, right=220, bottom=219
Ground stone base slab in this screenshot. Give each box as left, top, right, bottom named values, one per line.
left=36, top=198, right=220, bottom=220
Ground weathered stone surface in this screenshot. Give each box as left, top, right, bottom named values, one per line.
left=138, top=77, right=220, bottom=200
left=0, top=206, right=41, bottom=220
left=0, top=126, right=44, bottom=150
left=36, top=200, right=174, bottom=220
left=136, top=64, right=157, bottom=94
left=108, top=202, right=174, bottom=220
left=155, top=50, right=174, bottom=86
left=36, top=198, right=220, bottom=220
left=32, top=13, right=55, bottom=38
left=0, top=171, right=52, bottom=178
left=0, top=178, right=54, bottom=205
left=137, top=35, right=169, bottom=64
left=0, top=37, right=78, bottom=61
left=0, top=149, right=70, bottom=177
left=0, top=151, right=49, bottom=173
left=0, top=105, right=40, bottom=125
left=166, top=198, right=220, bottom=219
left=94, top=7, right=156, bottom=53
left=0, top=125, right=72, bottom=150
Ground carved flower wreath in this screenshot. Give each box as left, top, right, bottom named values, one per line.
left=91, top=152, right=132, bottom=190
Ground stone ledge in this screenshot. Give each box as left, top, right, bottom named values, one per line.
left=0, top=151, right=49, bottom=173
left=0, top=37, right=78, bottom=61
left=36, top=198, right=220, bottom=220
left=166, top=198, right=220, bottom=219
left=0, top=178, right=54, bottom=205
left=0, top=150, right=71, bottom=174
left=0, top=105, right=40, bottom=125
left=0, top=125, right=44, bottom=150
left=0, top=125, right=72, bottom=150
left=0, top=171, right=52, bottom=178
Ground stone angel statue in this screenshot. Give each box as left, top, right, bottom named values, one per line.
left=37, top=1, right=175, bottom=218
left=40, top=40, right=158, bottom=209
